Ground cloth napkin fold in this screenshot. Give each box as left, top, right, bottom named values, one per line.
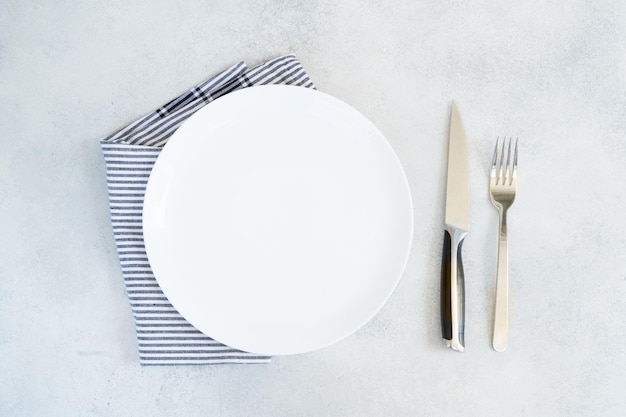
left=101, top=55, right=316, bottom=365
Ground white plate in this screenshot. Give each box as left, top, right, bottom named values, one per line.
left=143, top=85, right=413, bottom=355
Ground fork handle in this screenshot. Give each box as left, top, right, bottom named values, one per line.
left=493, top=208, right=509, bottom=352
left=441, top=227, right=466, bottom=352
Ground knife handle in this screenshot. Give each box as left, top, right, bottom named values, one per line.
left=441, top=228, right=466, bottom=352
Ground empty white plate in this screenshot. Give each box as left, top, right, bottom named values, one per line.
left=143, top=85, right=413, bottom=355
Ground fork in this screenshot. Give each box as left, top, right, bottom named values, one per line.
left=489, top=138, right=518, bottom=352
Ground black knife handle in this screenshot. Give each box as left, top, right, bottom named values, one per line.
left=441, top=229, right=465, bottom=352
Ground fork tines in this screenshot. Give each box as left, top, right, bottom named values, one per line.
left=491, top=137, right=518, bottom=186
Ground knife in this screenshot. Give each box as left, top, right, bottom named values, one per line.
left=441, top=102, right=469, bottom=352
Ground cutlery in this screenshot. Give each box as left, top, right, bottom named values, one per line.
left=489, top=138, right=518, bottom=352
left=441, top=102, right=469, bottom=352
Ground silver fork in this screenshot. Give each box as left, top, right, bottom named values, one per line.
left=489, top=138, right=518, bottom=352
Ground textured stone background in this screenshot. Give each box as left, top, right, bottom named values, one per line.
left=1, top=1, right=625, bottom=416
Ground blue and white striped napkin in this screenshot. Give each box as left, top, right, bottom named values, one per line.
left=101, top=55, right=316, bottom=365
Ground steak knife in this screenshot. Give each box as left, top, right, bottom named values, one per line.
left=441, top=102, right=469, bottom=352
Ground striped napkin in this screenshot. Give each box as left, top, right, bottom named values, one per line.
left=101, top=55, right=316, bottom=365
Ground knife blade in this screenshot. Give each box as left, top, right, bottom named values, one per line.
left=441, top=102, right=469, bottom=352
